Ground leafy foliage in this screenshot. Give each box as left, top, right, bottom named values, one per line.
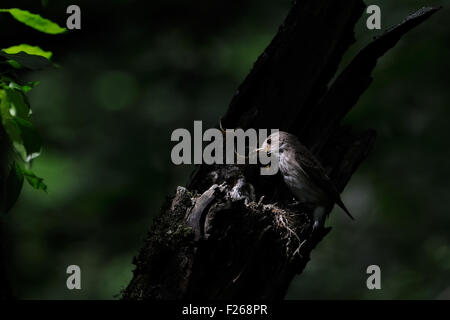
left=3, top=44, right=53, bottom=59
left=0, top=9, right=60, bottom=213
left=0, top=51, right=52, bottom=70
left=0, top=8, right=66, bottom=34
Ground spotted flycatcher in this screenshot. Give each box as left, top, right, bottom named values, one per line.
left=256, top=131, right=354, bottom=233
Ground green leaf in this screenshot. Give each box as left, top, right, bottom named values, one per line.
left=21, top=81, right=40, bottom=93
left=3, top=87, right=30, bottom=119
left=0, top=88, right=42, bottom=162
left=3, top=162, right=24, bottom=213
left=0, top=8, right=66, bottom=34
left=3, top=44, right=52, bottom=59
left=20, top=166, right=47, bottom=192
left=2, top=118, right=22, bottom=144
left=0, top=51, right=52, bottom=70
left=14, top=117, right=42, bottom=161
left=6, top=60, right=21, bottom=69
left=1, top=78, right=40, bottom=94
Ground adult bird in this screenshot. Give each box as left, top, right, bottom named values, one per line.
left=256, top=131, right=354, bottom=234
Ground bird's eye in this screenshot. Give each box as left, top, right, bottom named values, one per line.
left=267, top=138, right=271, bottom=145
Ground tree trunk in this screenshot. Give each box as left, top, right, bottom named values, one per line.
left=0, top=126, right=12, bottom=299
left=122, top=1, right=439, bottom=300
left=0, top=221, right=11, bottom=300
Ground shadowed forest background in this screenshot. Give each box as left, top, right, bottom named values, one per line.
left=1, top=0, right=449, bottom=299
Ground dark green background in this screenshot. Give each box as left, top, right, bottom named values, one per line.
left=1, top=0, right=449, bottom=299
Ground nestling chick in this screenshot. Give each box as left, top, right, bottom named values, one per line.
left=256, top=131, right=354, bottom=234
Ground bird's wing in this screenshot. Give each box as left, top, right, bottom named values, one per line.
left=296, top=147, right=354, bottom=220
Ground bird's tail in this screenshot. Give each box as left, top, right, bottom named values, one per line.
left=336, top=198, right=354, bottom=220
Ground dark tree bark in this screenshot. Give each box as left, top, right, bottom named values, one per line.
left=0, top=127, right=12, bottom=299
left=122, top=2, right=439, bottom=300
left=0, top=221, right=11, bottom=300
